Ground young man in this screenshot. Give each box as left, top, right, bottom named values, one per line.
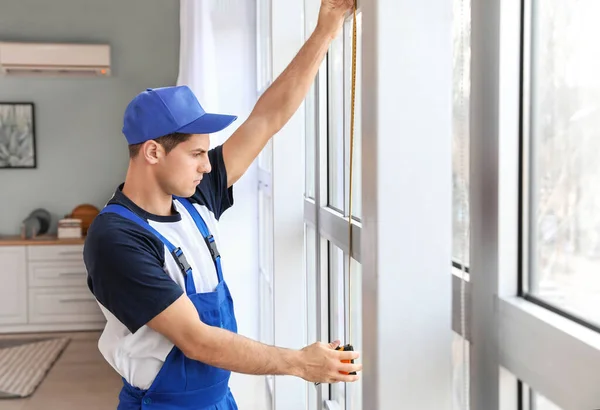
left=83, top=1, right=360, bottom=408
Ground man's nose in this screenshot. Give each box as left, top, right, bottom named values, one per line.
left=201, top=160, right=211, bottom=174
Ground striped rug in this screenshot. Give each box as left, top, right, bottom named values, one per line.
left=0, top=337, right=70, bottom=399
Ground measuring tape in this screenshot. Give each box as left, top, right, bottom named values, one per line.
left=347, top=0, right=358, bottom=344
left=344, top=0, right=358, bottom=371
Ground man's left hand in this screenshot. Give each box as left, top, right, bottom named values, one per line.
left=317, top=0, right=355, bottom=39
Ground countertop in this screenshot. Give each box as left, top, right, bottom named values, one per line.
left=0, top=235, right=85, bottom=246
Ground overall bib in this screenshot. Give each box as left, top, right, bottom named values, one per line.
left=100, top=197, right=238, bottom=410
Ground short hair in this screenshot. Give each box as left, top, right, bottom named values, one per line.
left=128, top=132, right=193, bottom=158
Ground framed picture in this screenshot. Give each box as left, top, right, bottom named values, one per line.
left=0, top=102, right=36, bottom=169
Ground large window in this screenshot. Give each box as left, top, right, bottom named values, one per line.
left=523, top=0, right=600, bottom=329
left=452, top=0, right=600, bottom=407
left=304, top=3, right=362, bottom=409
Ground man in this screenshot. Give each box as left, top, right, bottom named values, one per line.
left=83, top=0, right=360, bottom=408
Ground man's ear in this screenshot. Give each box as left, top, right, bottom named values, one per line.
left=142, top=140, right=163, bottom=164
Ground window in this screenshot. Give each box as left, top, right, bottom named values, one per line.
left=328, top=29, right=345, bottom=212
left=451, top=332, right=470, bottom=410
left=306, top=81, right=317, bottom=199
left=343, top=14, right=362, bottom=220
left=326, top=244, right=362, bottom=409
left=304, top=3, right=363, bottom=409
left=257, top=186, right=274, bottom=405
left=523, top=0, right=600, bottom=328
left=346, top=257, right=362, bottom=409
left=328, top=14, right=362, bottom=219
left=305, top=225, right=318, bottom=410
left=328, top=244, right=347, bottom=406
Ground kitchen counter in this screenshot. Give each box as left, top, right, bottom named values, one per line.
left=0, top=235, right=85, bottom=246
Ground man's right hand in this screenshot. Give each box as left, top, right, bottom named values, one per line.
left=296, top=340, right=362, bottom=383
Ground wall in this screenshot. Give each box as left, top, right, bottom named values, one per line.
left=0, top=0, right=180, bottom=235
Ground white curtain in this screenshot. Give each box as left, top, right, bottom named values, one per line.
left=175, top=2, right=264, bottom=408
left=177, top=0, right=220, bottom=113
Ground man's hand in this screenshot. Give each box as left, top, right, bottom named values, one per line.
left=296, top=340, right=362, bottom=383
left=317, top=0, right=355, bottom=39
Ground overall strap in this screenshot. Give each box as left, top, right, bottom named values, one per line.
left=100, top=204, right=197, bottom=295
left=174, top=197, right=224, bottom=283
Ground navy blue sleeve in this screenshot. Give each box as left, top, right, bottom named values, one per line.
left=84, top=213, right=184, bottom=334
left=191, top=144, right=234, bottom=220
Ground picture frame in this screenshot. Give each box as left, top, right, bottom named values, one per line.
left=0, top=102, right=36, bottom=169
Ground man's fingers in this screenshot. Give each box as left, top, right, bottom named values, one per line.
left=335, top=350, right=360, bottom=361
left=332, top=373, right=360, bottom=383
left=328, top=340, right=341, bottom=349
left=337, top=362, right=362, bottom=374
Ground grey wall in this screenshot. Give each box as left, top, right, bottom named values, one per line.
left=0, top=0, right=180, bottom=235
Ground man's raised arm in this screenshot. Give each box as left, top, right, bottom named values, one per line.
left=222, top=0, right=354, bottom=187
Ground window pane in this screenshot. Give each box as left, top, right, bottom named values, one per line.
left=452, top=332, right=470, bottom=410
left=306, top=225, right=318, bottom=346
left=256, top=0, right=271, bottom=94
left=258, top=189, right=273, bottom=282
left=306, top=82, right=316, bottom=199
left=328, top=244, right=362, bottom=410
left=343, top=13, right=362, bottom=219
left=258, top=188, right=273, bottom=349
left=305, top=225, right=318, bottom=410
left=329, top=244, right=346, bottom=406
left=346, top=257, right=362, bottom=410
left=528, top=0, right=600, bottom=325
left=328, top=30, right=345, bottom=211
left=452, top=0, right=471, bottom=266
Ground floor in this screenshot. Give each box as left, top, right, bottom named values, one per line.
left=0, top=331, right=121, bottom=410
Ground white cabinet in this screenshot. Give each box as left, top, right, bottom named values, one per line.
left=0, top=247, right=27, bottom=325
left=0, top=241, right=105, bottom=333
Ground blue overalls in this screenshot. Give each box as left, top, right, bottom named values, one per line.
left=100, top=197, right=238, bottom=410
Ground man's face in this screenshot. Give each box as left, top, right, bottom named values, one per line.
left=156, top=134, right=211, bottom=197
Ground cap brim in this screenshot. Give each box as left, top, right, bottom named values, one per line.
left=177, top=113, right=238, bottom=134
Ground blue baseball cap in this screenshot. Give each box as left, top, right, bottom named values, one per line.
left=122, top=85, right=238, bottom=145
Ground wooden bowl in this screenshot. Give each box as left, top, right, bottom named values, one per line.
left=69, top=204, right=100, bottom=236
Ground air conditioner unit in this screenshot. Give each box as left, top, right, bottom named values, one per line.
left=0, top=42, right=111, bottom=77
